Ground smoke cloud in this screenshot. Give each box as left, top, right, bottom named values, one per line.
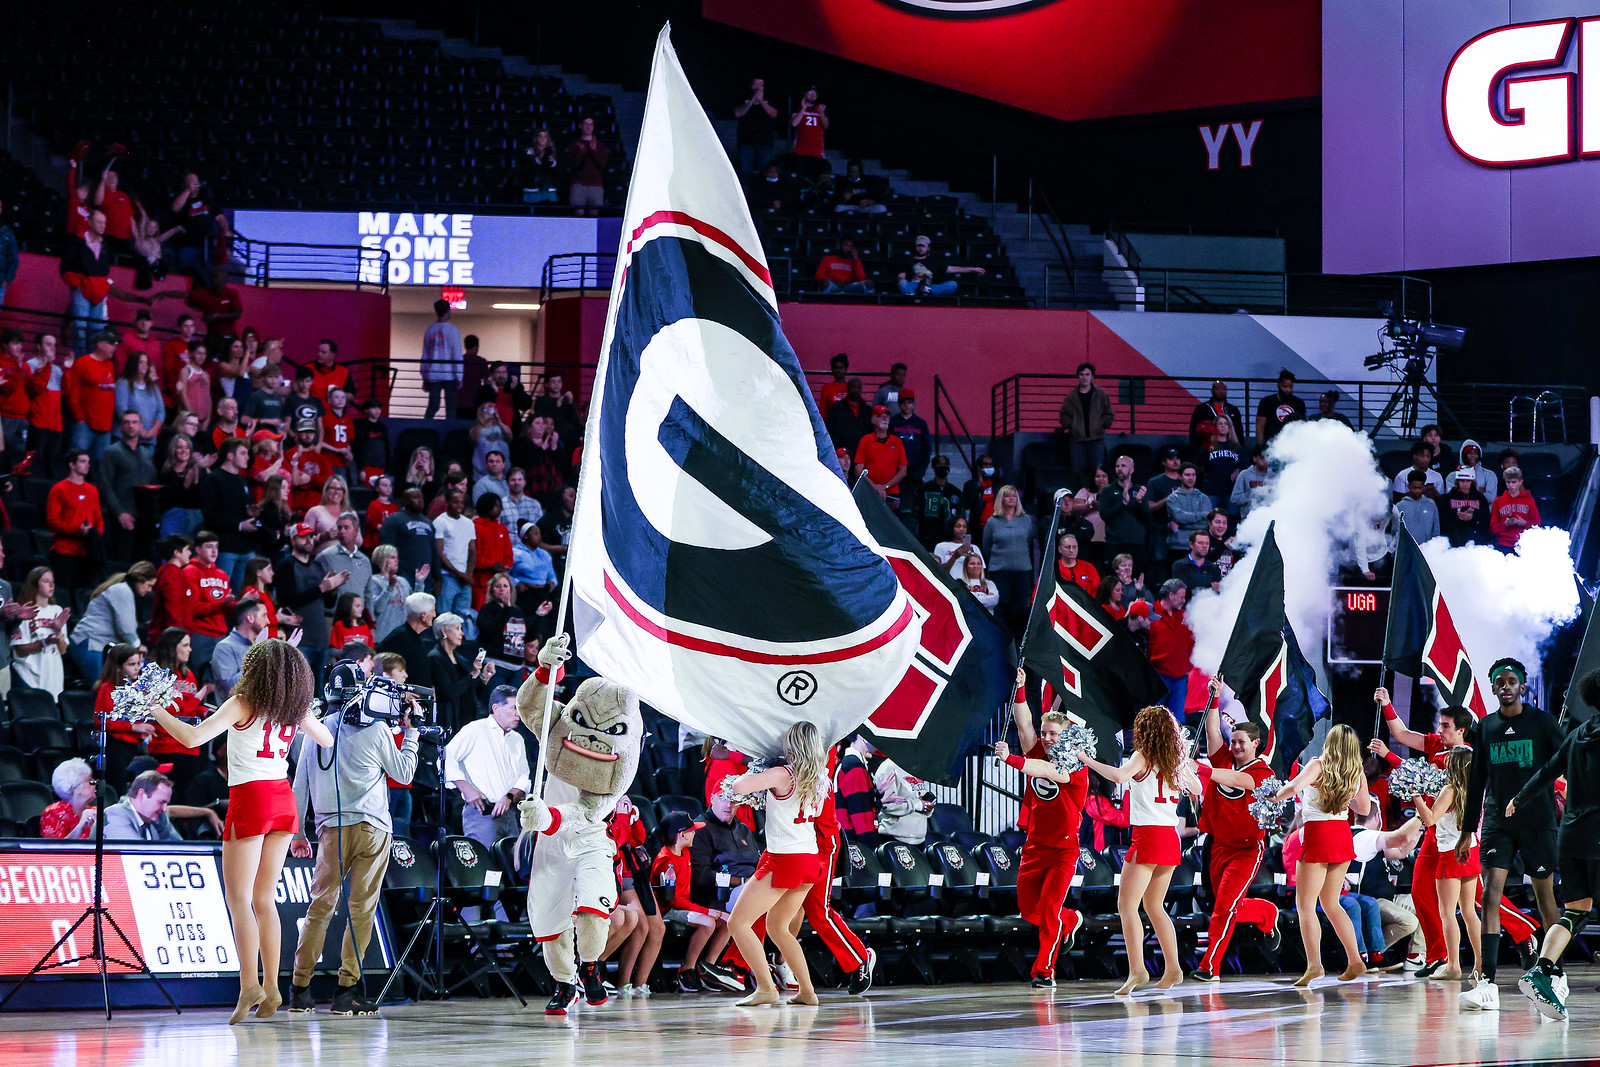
left=1188, top=420, right=1389, bottom=671
left=1187, top=420, right=1580, bottom=689
left=1419, top=527, right=1579, bottom=683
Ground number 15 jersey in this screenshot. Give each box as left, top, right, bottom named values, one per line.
left=1128, top=766, right=1182, bottom=829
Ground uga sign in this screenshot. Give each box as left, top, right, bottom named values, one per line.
left=1443, top=18, right=1599, bottom=166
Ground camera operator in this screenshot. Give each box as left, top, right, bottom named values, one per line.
left=286, top=667, right=421, bottom=1017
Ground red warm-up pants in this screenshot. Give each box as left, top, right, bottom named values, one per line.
left=1413, top=843, right=1537, bottom=963
left=1197, top=840, right=1279, bottom=974
left=1017, top=843, right=1080, bottom=978
left=721, top=832, right=869, bottom=974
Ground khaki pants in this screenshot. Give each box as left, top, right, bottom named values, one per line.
left=291, top=822, right=390, bottom=987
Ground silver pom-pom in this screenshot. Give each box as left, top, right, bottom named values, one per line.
left=1047, top=723, right=1098, bottom=775
left=1389, top=757, right=1447, bottom=800
left=109, top=663, right=182, bottom=723
left=715, top=756, right=779, bottom=811
left=1250, top=777, right=1291, bottom=830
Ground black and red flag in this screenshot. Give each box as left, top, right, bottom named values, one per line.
left=1021, top=510, right=1166, bottom=763
left=851, top=480, right=1016, bottom=785
left=1216, top=522, right=1325, bottom=773
left=1384, top=522, right=1491, bottom=719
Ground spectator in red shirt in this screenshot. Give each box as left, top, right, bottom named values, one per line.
left=1056, top=532, right=1100, bottom=597
left=41, top=755, right=100, bottom=840
left=818, top=353, right=850, bottom=414
left=187, top=266, right=243, bottom=335
left=815, top=238, right=871, bottom=295
left=790, top=88, right=829, bottom=174
left=162, top=316, right=198, bottom=409
left=1128, top=579, right=1194, bottom=720
left=853, top=405, right=908, bottom=508
left=209, top=397, right=246, bottom=451
left=311, top=339, right=349, bottom=402
left=321, top=387, right=356, bottom=471
left=68, top=330, right=119, bottom=458
left=26, top=331, right=65, bottom=475
left=0, top=329, right=31, bottom=468
left=182, top=530, right=235, bottom=673
left=364, top=474, right=398, bottom=552
left=1490, top=466, right=1541, bottom=550
left=94, top=168, right=136, bottom=254
left=65, top=145, right=93, bottom=239
left=149, top=534, right=195, bottom=641
left=471, top=493, right=514, bottom=610
left=287, top=420, right=334, bottom=512
left=118, top=308, right=162, bottom=378
left=47, top=449, right=104, bottom=600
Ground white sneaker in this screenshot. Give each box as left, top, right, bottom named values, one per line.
left=1405, top=953, right=1426, bottom=971
left=774, top=960, right=799, bottom=992
left=1554, top=974, right=1570, bottom=1003
left=1459, top=977, right=1500, bottom=1011
left=634, top=984, right=652, bottom=999
left=618, top=984, right=637, bottom=998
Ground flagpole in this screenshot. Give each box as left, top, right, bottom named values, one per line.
left=1016, top=495, right=1066, bottom=665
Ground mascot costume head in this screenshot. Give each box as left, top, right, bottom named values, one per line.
left=515, top=633, right=644, bottom=1011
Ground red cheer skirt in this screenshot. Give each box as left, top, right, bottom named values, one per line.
left=1126, top=825, right=1181, bottom=867
left=1301, top=819, right=1355, bottom=865
left=755, top=851, right=820, bottom=889
left=224, top=779, right=299, bottom=839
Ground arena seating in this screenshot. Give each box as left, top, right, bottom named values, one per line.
left=4, top=3, right=628, bottom=213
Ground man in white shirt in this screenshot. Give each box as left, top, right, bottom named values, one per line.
left=445, top=685, right=529, bottom=848
left=421, top=299, right=463, bottom=420
left=432, top=487, right=477, bottom=616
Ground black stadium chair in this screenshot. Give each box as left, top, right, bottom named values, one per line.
left=0, top=780, right=53, bottom=828
left=8, top=687, right=60, bottom=723
left=10, top=717, right=70, bottom=754
left=58, top=691, right=95, bottom=728
left=926, top=802, right=973, bottom=842
left=0, top=746, right=27, bottom=783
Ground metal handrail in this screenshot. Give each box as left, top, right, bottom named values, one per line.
left=230, top=232, right=391, bottom=293
left=931, top=374, right=980, bottom=475
left=1039, top=264, right=1430, bottom=318
left=991, top=372, right=1585, bottom=443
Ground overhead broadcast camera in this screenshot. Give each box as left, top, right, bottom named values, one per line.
left=1364, top=299, right=1468, bottom=437
left=325, top=663, right=443, bottom=740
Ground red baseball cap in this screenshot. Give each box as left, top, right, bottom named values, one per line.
left=899, top=388, right=915, bottom=400
left=291, top=522, right=316, bottom=539
left=250, top=429, right=282, bottom=443
left=871, top=404, right=890, bottom=417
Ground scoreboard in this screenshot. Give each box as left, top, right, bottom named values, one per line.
left=0, top=842, right=391, bottom=980
left=1327, top=586, right=1390, bottom=666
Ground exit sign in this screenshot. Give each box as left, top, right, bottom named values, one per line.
left=442, top=286, right=467, bottom=310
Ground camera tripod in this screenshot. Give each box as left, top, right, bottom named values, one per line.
left=1368, top=349, right=1460, bottom=439
left=0, top=717, right=180, bottom=1019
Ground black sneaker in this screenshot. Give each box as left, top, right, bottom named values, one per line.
left=1262, top=914, right=1282, bottom=954
left=1029, top=974, right=1056, bottom=988
left=847, top=948, right=877, bottom=995
left=697, top=961, right=743, bottom=993
left=329, top=985, right=378, bottom=1016
left=1518, top=936, right=1539, bottom=972
left=678, top=967, right=703, bottom=992
left=545, top=982, right=579, bottom=1016
left=1414, top=960, right=1444, bottom=979
left=579, top=961, right=609, bottom=1006
left=287, top=985, right=316, bottom=1013
left=1189, top=968, right=1219, bottom=983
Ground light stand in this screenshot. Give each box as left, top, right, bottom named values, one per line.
left=0, top=715, right=180, bottom=1019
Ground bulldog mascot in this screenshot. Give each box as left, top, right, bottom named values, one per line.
left=517, top=633, right=643, bottom=1016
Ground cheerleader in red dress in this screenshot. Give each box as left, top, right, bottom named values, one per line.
left=723, top=720, right=827, bottom=1007
left=147, top=638, right=333, bottom=1024
left=1272, top=724, right=1371, bottom=986
left=1076, top=705, right=1200, bottom=996
left=1413, top=747, right=1483, bottom=981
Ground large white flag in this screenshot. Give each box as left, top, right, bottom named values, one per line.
left=566, top=27, right=922, bottom=757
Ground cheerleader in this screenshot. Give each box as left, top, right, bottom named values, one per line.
left=1077, top=705, right=1197, bottom=995
left=724, top=720, right=827, bottom=1007
left=1273, top=724, right=1371, bottom=986
left=1413, top=748, right=1482, bottom=982
left=147, top=639, right=333, bottom=1024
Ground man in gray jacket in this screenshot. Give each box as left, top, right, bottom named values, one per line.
left=97, top=411, right=157, bottom=564
left=287, top=682, right=419, bottom=1016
